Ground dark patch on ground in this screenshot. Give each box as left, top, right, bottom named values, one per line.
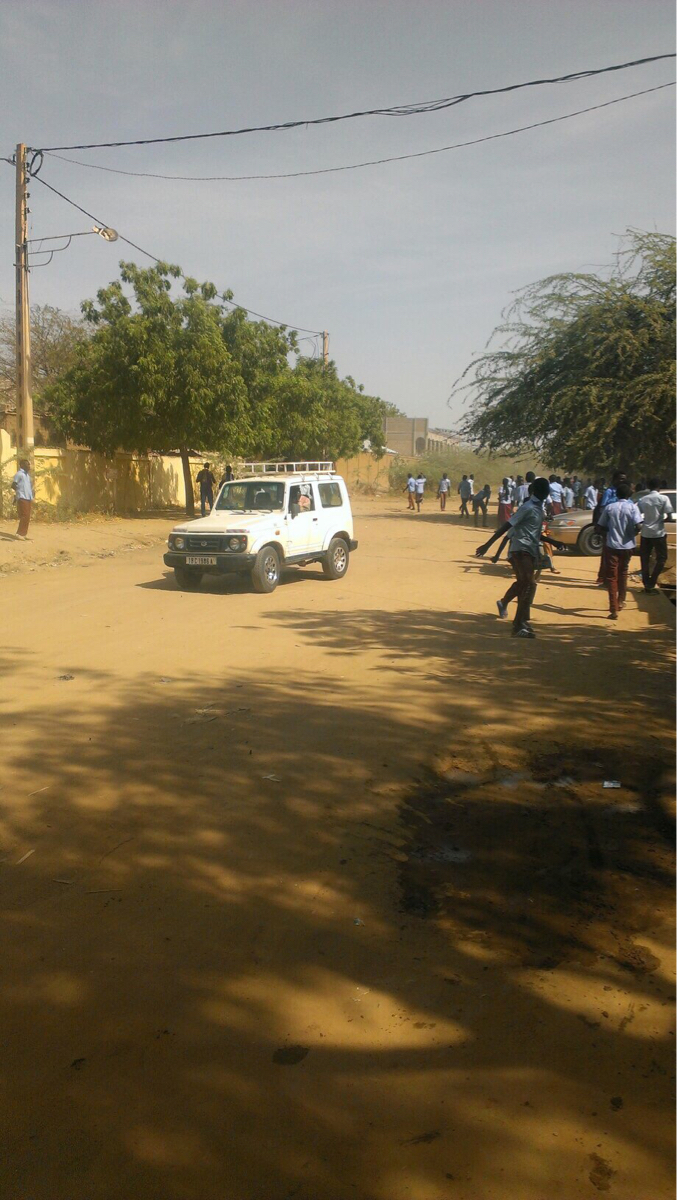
left=272, top=1045, right=310, bottom=1065
left=396, top=744, right=674, bottom=971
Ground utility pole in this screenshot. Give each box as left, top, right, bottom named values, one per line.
left=15, top=143, right=34, bottom=455
left=322, top=330, right=329, bottom=368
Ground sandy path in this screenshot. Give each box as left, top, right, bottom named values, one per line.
left=0, top=498, right=674, bottom=1200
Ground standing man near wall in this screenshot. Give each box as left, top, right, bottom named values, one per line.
left=196, top=463, right=216, bottom=517
left=12, top=458, right=33, bottom=540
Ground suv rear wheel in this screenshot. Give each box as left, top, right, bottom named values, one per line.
left=322, top=537, right=350, bottom=579
left=174, top=567, right=203, bottom=590
left=577, top=524, right=604, bottom=556
left=251, top=545, right=280, bottom=593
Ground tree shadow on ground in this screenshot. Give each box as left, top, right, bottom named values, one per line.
left=0, top=609, right=674, bottom=1199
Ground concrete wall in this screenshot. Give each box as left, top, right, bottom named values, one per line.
left=0, top=432, right=391, bottom=514
left=0, top=431, right=206, bottom=516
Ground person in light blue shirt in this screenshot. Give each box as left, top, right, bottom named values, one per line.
left=12, top=459, right=33, bottom=539
left=597, top=483, right=643, bottom=619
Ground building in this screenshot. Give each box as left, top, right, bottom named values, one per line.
left=383, top=416, right=461, bottom=457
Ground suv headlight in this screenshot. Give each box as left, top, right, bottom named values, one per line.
left=170, top=534, right=186, bottom=550
left=228, top=536, right=246, bottom=551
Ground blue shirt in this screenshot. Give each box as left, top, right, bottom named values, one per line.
left=601, top=486, right=617, bottom=507
left=12, top=469, right=33, bottom=501
left=508, top=496, right=545, bottom=559
left=598, top=498, right=642, bottom=550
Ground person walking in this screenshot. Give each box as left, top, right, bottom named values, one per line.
left=403, top=473, right=416, bottom=510
left=219, top=464, right=234, bottom=487
left=637, top=478, right=673, bottom=594
left=437, top=472, right=451, bottom=511
left=562, top=478, right=575, bottom=510
left=572, top=476, right=583, bottom=507
left=497, top=477, right=513, bottom=524
left=472, top=483, right=491, bottom=527
left=414, top=472, right=427, bottom=512
left=514, top=475, right=529, bottom=506
left=596, top=483, right=643, bottom=619
left=475, top=477, right=564, bottom=638
left=12, top=458, right=34, bottom=540
left=584, top=479, right=599, bottom=509
left=196, top=462, right=216, bottom=517
left=458, top=475, right=472, bottom=518
left=548, top=474, right=565, bottom=514
left=595, top=471, right=627, bottom=586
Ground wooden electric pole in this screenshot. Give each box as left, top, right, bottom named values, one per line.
left=322, top=330, right=329, bottom=368
left=15, top=143, right=34, bottom=454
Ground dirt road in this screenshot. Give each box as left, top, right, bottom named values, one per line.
left=1, top=498, right=674, bottom=1200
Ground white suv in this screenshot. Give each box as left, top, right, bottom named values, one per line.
left=164, top=462, right=358, bottom=593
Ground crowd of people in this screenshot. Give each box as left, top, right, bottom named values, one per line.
left=400, top=465, right=673, bottom=640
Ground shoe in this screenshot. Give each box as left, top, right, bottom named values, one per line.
left=643, top=588, right=658, bottom=595
left=607, top=612, right=618, bottom=620
left=496, top=600, right=508, bottom=619
left=619, top=602, right=625, bottom=610
left=512, top=625, right=536, bottom=638
left=595, top=580, right=606, bottom=587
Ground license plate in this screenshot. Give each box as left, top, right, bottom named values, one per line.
left=186, top=555, right=217, bottom=566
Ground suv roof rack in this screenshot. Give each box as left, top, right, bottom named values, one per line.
left=241, top=461, right=335, bottom=475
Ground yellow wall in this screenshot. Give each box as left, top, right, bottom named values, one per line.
left=0, top=434, right=390, bottom=514
left=0, top=433, right=206, bottom=515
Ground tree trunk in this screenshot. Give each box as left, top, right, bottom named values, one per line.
left=180, top=447, right=195, bottom=517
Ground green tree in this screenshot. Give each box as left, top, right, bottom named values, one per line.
left=455, top=231, right=676, bottom=477
left=45, top=263, right=249, bottom=514
left=249, top=357, right=387, bottom=462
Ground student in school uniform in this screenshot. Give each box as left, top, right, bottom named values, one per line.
left=403, top=473, right=416, bottom=510
left=497, top=478, right=514, bottom=524
left=637, top=478, right=673, bottom=594
left=458, top=475, right=472, bottom=518
left=596, top=483, right=643, bottom=619
left=414, top=473, right=427, bottom=512
left=475, top=477, right=564, bottom=638
left=548, top=474, right=564, bottom=514
left=562, top=478, right=575, bottom=510
left=437, top=472, right=451, bottom=511
left=472, top=484, right=491, bottom=527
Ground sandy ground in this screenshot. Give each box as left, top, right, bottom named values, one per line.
left=0, top=497, right=674, bottom=1200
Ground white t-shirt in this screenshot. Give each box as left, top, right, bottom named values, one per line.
left=414, top=476, right=426, bottom=494
left=562, top=486, right=574, bottom=508
left=637, top=490, right=673, bottom=538
left=584, top=485, right=597, bottom=509
left=549, top=481, right=563, bottom=503
left=438, top=477, right=451, bottom=493
left=406, top=477, right=416, bottom=491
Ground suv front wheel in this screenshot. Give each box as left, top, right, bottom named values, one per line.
left=251, top=545, right=280, bottom=593
left=322, top=537, right=350, bottom=580
left=174, top=567, right=203, bottom=590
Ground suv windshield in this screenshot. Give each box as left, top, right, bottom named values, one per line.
left=215, top=481, right=285, bottom=513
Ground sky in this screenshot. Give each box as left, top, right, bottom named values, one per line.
left=0, top=0, right=674, bottom=428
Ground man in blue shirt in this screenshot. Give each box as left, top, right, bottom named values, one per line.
left=596, top=483, right=643, bottom=619
left=475, top=477, right=565, bottom=638
left=12, top=458, right=34, bottom=539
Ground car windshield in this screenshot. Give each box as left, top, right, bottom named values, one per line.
left=215, top=481, right=285, bottom=512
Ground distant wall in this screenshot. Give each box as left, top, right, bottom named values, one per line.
left=335, top=451, right=392, bottom=491
left=0, top=434, right=391, bottom=514
left=383, top=416, right=429, bottom=457
left=0, top=433, right=207, bottom=515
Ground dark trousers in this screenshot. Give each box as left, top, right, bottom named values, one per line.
left=473, top=499, right=488, bottom=527
left=200, top=488, right=213, bottom=516
left=596, top=543, right=610, bottom=584
left=606, top=549, right=632, bottom=614
left=639, top=536, right=668, bottom=590
left=459, top=497, right=469, bottom=517
left=503, top=551, right=536, bottom=629
left=16, top=498, right=32, bottom=536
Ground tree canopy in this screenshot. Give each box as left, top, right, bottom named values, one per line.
left=45, top=262, right=389, bottom=512
left=454, top=231, right=676, bottom=477
left=0, top=304, right=87, bottom=403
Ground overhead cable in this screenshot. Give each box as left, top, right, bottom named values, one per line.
left=22, top=171, right=324, bottom=334
left=41, top=82, right=676, bottom=182
left=32, top=53, right=676, bottom=152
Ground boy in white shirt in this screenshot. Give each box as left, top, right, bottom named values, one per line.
left=437, top=472, right=451, bottom=511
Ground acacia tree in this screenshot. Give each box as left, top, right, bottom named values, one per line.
left=455, top=231, right=676, bottom=477
left=45, top=263, right=249, bottom=514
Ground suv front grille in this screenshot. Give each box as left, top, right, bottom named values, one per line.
left=186, top=534, right=227, bottom=551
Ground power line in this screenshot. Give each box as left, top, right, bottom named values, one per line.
left=32, top=53, right=675, bottom=152
left=41, top=82, right=675, bottom=182
left=19, top=169, right=324, bottom=334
